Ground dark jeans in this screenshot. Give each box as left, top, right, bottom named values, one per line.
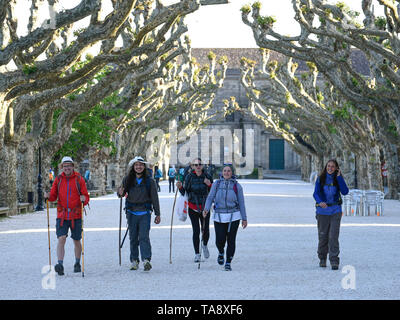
left=155, top=178, right=160, bottom=192
left=127, top=213, right=151, bottom=262
left=188, top=208, right=210, bottom=254
left=169, top=177, right=175, bottom=193
left=316, top=213, right=342, bottom=265
left=214, top=220, right=240, bottom=263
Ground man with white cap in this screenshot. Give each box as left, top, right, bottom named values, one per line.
left=45, top=156, right=89, bottom=276
left=118, top=156, right=161, bottom=271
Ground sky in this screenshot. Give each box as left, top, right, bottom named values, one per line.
left=14, top=0, right=380, bottom=49
left=180, top=0, right=369, bottom=48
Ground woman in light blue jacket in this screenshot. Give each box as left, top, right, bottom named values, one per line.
left=203, top=164, right=247, bottom=271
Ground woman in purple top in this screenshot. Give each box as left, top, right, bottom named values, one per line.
left=313, top=159, right=349, bottom=270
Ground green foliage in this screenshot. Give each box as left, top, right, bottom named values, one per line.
left=374, top=16, right=387, bottom=30
left=327, top=124, right=337, bottom=134
left=388, top=122, right=398, bottom=136
left=257, top=16, right=276, bottom=28
left=52, top=92, right=126, bottom=168
left=351, top=77, right=359, bottom=87
left=241, top=56, right=256, bottom=67
left=22, top=63, right=38, bottom=75
left=333, top=102, right=352, bottom=119
left=252, top=2, right=262, bottom=10
left=207, top=51, right=216, bottom=61
left=218, top=56, right=228, bottom=65
left=293, top=77, right=302, bottom=89
left=300, top=5, right=310, bottom=14
left=278, top=120, right=290, bottom=131
left=335, top=2, right=360, bottom=20
left=26, top=119, right=32, bottom=133
left=306, top=61, right=317, bottom=72
left=240, top=4, right=251, bottom=14
left=316, top=91, right=324, bottom=103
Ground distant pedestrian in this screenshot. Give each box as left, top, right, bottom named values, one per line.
left=44, top=156, right=89, bottom=276
left=84, top=169, right=90, bottom=184
left=168, top=165, right=176, bottom=193
left=313, top=159, right=349, bottom=270
left=48, top=168, right=55, bottom=185
left=203, top=164, right=247, bottom=271
left=154, top=166, right=162, bottom=192
left=206, top=161, right=216, bottom=179
left=118, top=156, right=161, bottom=271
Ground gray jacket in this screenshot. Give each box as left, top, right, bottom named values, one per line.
left=204, top=178, right=247, bottom=221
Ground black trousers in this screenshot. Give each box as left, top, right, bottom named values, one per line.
left=188, top=208, right=210, bottom=254
left=316, top=212, right=342, bottom=265
left=169, top=177, right=175, bottom=193
left=214, top=220, right=240, bottom=263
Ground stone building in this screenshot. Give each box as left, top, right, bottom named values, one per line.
left=178, top=48, right=302, bottom=176
left=82, top=48, right=374, bottom=192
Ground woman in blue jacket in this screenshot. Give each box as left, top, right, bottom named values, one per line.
left=203, top=164, right=247, bottom=271
left=313, top=159, right=349, bottom=270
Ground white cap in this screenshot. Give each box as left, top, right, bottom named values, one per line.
left=128, top=156, right=148, bottom=167
left=61, top=156, right=74, bottom=164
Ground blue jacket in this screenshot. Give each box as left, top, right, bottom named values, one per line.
left=313, top=174, right=349, bottom=215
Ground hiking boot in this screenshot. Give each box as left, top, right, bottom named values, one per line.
left=143, top=259, right=152, bottom=271
left=217, top=253, right=224, bottom=265
left=130, top=260, right=139, bottom=270
left=54, top=263, right=64, bottom=276
left=202, top=243, right=210, bottom=259
left=319, top=259, right=327, bottom=268
left=331, top=264, right=339, bottom=270
left=224, top=263, right=232, bottom=271
left=73, top=263, right=81, bottom=273
left=194, top=254, right=201, bottom=263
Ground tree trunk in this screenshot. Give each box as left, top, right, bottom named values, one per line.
left=340, top=151, right=354, bottom=189
left=367, top=146, right=383, bottom=191
left=357, top=155, right=371, bottom=190
left=0, top=143, right=18, bottom=215
left=382, top=142, right=400, bottom=199
left=17, top=138, right=36, bottom=204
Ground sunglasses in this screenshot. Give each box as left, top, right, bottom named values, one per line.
left=193, top=163, right=202, bottom=167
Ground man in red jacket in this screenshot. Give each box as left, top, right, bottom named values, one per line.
left=45, top=156, right=89, bottom=276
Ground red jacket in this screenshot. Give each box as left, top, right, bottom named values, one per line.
left=49, top=171, right=90, bottom=228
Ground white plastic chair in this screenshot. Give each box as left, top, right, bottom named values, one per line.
left=363, top=190, right=384, bottom=216
left=342, top=194, right=351, bottom=216
left=376, top=191, right=384, bottom=216
left=349, top=189, right=364, bottom=216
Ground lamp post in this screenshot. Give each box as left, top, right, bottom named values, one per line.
left=35, top=147, right=44, bottom=211
left=354, top=155, right=358, bottom=189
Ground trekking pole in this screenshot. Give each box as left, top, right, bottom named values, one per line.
left=46, top=199, right=51, bottom=268
left=119, top=197, right=122, bottom=266
left=120, top=226, right=129, bottom=248
left=169, top=188, right=179, bottom=264
left=81, top=201, right=85, bottom=278
left=198, top=216, right=205, bottom=270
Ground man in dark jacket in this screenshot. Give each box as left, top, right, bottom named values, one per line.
left=118, top=156, right=160, bottom=271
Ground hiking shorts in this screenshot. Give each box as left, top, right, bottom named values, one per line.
left=56, top=218, right=82, bottom=240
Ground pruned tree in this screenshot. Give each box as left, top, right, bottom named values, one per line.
left=0, top=0, right=229, bottom=214
left=241, top=0, right=400, bottom=198
left=237, top=49, right=382, bottom=189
